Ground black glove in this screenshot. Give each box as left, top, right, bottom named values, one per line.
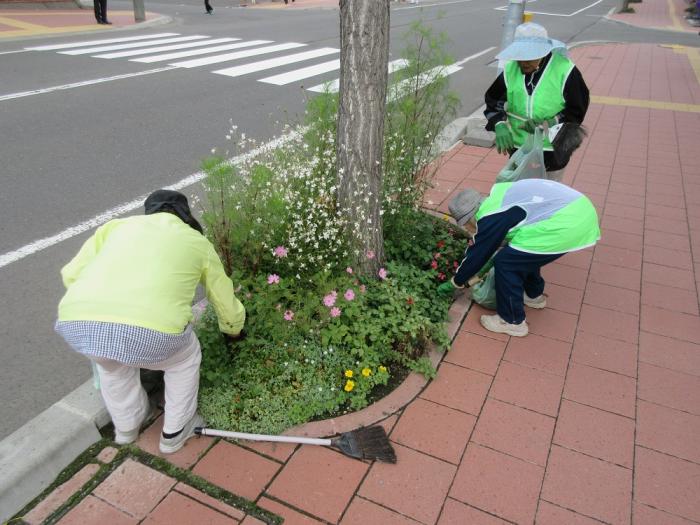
left=224, top=330, right=247, bottom=345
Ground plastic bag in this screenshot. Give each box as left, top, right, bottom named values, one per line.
left=470, top=267, right=497, bottom=310
left=496, top=127, right=545, bottom=183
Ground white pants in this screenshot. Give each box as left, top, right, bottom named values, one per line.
left=91, top=331, right=201, bottom=434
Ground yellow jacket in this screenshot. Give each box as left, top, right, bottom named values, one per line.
left=58, top=213, right=245, bottom=335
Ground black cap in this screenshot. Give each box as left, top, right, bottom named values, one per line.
left=144, top=189, right=203, bottom=234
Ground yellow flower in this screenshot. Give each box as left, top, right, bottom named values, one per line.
left=379, top=366, right=387, bottom=373
left=362, top=368, right=372, bottom=377
left=344, top=380, right=355, bottom=392
left=344, top=369, right=354, bottom=378
left=442, top=214, right=450, bottom=221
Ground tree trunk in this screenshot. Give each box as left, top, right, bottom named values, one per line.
left=337, top=0, right=390, bottom=276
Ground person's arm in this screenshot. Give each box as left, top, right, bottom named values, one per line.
left=453, top=206, right=526, bottom=286
left=201, top=243, right=246, bottom=335
left=558, top=66, right=590, bottom=124
left=484, top=73, right=508, bottom=132
left=60, top=222, right=110, bottom=288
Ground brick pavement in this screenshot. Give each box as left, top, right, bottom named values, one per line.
left=609, top=0, right=699, bottom=33
left=12, top=41, right=700, bottom=525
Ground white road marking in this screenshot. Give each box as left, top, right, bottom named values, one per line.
left=259, top=58, right=340, bottom=85
left=171, top=42, right=306, bottom=69
left=214, top=48, right=338, bottom=78
left=25, top=33, right=180, bottom=51
left=394, top=0, right=473, bottom=11
left=0, top=67, right=176, bottom=102
left=93, top=38, right=239, bottom=59
left=494, top=0, right=604, bottom=17
left=0, top=49, right=30, bottom=56
left=307, top=58, right=408, bottom=93
left=130, top=39, right=272, bottom=63
left=58, top=35, right=210, bottom=55
left=0, top=130, right=302, bottom=270
left=454, top=46, right=497, bottom=66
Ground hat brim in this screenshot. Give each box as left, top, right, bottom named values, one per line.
left=496, top=40, right=552, bottom=61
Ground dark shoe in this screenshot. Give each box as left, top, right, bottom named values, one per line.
left=102, top=19, right=112, bottom=24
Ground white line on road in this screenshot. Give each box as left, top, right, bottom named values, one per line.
left=25, top=33, right=180, bottom=51
left=58, top=35, right=210, bottom=55
left=494, top=0, right=604, bottom=17
left=94, top=38, right=240, bottom=59
left=0, top=66, right=176, bottom=102
left=307, top=59, right=408, bottom=93
left=259, top=58, right=340, bottom=85
left=214, top=48, right=338, bottom=79
left=0, top=49, right=30, bottom=56
left=454, top=46, right=497, bottom=66
left=171, top=42, right=306, bottom=69
left=130, top=39, right=272, bottom=63
left=394, top=0, right=473, bottom=11
left=0, top=130, right=302, bottom=270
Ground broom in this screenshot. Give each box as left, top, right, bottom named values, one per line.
left=194, top=425, right=397, bottom=463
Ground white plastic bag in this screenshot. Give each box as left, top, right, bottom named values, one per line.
left=496, top=127, right=546, bottom=183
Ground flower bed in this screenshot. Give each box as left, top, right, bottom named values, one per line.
left=193, top=22, right=463, bottom=435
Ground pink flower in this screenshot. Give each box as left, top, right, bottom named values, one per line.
left=430, top=260, right=438, bottom=270
left=330, top=307, right=342, bottom=318
left=378, top=268, right=387, bottom=280
left=283, top=310, right=294, bottom=321
left=273, top=246, right=288, bottom=258
left=267, top=274, right=280, bottom=284
left=359, top=285, right=366, bottom=293
left=437, top=272, right=446, bottom=281
left=323, top=292, right=337, bottom=307
left=344, top=289, right=355, bottom=301
left=346, top=267, right=353, bottom=274
left=366, top=250, right=375, bottom=260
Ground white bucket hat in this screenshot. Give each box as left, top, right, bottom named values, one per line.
left=495, top=22, right=567, bottom=62
left=449, top=189, right=483, bottom=227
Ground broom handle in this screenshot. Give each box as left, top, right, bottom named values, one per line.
left=196, top=427, right=332, bottom=446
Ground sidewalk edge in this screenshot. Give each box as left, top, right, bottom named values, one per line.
left=0, top=380, right=107, bottom=523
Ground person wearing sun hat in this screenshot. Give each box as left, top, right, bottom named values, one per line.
left=437, top=180, right=600, bottom=337
left=484, top=22, right=590, bottom=181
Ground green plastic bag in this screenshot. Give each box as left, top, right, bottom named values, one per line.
left=470, top=267, right=497, bottom=310
left=496, top=127, right=545, bottom=183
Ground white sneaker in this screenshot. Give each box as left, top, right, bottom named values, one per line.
left=159, top=413, right=205, bottom=454
left=524, top=293, right=547, bottom=309
left=114, top=400, right=159, bottom=445
left=480, top=314, right=529, bottom=337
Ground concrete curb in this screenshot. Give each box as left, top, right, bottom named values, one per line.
left=0, top=380, right=108, bottom=522
left=603, top=11, right=697, bottom=34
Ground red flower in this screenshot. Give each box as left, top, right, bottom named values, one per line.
left=436, top=240, right=445, bottom=249
left=437, top=272, right=446, bottom=281
left=430, top=260, right=438, bottom=270
left=434, top=252, right=442, bottom=259
left=406, top=297, right=415, bottom=305
left=453, top=260, right=459, bottom=269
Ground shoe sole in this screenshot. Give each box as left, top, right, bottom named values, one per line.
left=479, top=317, right=529, bottom=337
left=524, top=300, right=546, bottom=309
left=159, top=414, right=205, bottom=454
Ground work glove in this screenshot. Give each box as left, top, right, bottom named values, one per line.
left=437, top=280, right=457, bottom=297
left=520, top=117, right=557, bottom=134
left=224, top=330, right=247, bottom=346
left=494, top=122, right=514, bottom=154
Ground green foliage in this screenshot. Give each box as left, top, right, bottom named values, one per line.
left=195, top=21, right=466, bottom=434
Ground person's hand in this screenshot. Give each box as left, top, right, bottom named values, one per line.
left=224, top=330, right=246, bottom=345
left=437, top=280, right=457, bottom=297
left=494, top=123, right=514, bottom=154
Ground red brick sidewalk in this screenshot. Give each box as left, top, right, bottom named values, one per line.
left=609, top=0, right=699, bottom=33
left=16, top=42, right=700, bottom=525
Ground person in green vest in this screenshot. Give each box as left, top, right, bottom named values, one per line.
left=55, top=190, right=245, bottom=453
left=485, top=23, right=590, bottom=181
left=437, top=180, right=600, bottom=337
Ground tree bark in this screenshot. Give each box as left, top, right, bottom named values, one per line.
left=337, top=0, right=390, bottom=276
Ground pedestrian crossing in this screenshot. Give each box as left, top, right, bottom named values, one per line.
left=25, top=32, right=463, bottom=93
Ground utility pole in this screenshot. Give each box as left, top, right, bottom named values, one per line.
left=498, top=0, right=525, bottom=69
left=133, top=0, right=145, bottom=22
left=617, top=0, right=630, bottom=12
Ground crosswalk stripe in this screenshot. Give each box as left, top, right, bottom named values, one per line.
left=259, top=58, right=339, bottom=85
left=213, top=48, right=339, bottom=79
left=171, top=42, right=306, bottom=69
left=58, top=36, right=210, bottom=55
left=24, top=33, right=180, bottom=51
left=387, top=64, right=462, bottom=101
left=93, top=38, right=240, bottom=59
left=131, top=39, right=272, bottom=63
left=307, top=58, right=409, bottom=93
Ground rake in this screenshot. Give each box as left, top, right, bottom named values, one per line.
left=194, top=425, right=397, bottom=463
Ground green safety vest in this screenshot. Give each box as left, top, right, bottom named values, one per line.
left=475, top=180, right=600, bottom=255
left=504, top=53, right=575, bottom=151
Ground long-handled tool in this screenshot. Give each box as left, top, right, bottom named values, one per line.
left=194, top=425, right=397, bottom=463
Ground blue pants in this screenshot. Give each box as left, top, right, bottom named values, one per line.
left=493, top=246, right=563, bottom=324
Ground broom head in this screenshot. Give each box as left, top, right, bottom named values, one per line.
left=331, top=425, right=397, bottom=463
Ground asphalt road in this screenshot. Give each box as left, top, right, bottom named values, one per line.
left=0, top=0, right=683, bottom=439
